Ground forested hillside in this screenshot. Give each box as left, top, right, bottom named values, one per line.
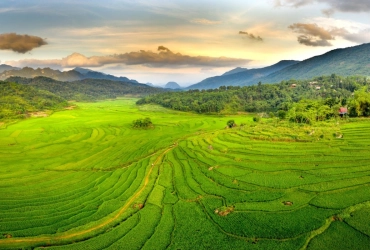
left=258, top=43, right=370, bottom=84
left=138, top=75, right=370, bottom=121
left=0, top=81, right=68, bottom=120
left=7, top=76, right=166, bottom=101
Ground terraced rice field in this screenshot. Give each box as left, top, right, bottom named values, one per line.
left=0, top=99, right=370, bottom=249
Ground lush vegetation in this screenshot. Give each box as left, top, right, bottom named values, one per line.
left=0, top=81, right=68, bottom=120
left=7, top=76, right=166, bottom=102
left=138, top=75, right=370, bottom=120
left=0, top=99, right=369, bottom=249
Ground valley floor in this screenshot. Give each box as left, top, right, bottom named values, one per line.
left=0, top=99, right=369, bottom=250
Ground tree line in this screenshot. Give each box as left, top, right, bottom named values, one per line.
left=137, top=74, right=370, bottom=121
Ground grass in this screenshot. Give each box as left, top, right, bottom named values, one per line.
left=0, top=98, right=369, bottom=249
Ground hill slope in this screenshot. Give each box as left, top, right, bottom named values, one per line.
left=259, top=43, right=370, bottom=84
left=187, top=60, right=299, bottom=89
left=7, top=76, right=166, bottom=101
left=0, top=81, right=67, bottom=120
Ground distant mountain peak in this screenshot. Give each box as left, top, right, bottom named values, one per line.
left=222, top=67, right=248, bottom=76
left=165, top=81, right=181, bottom=89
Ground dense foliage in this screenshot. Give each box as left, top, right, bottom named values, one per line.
left=0, top=81, right=68, bottom=120
left=138, top=75, right=370, bottom=121
left=7, top=76, right=166, bottom=102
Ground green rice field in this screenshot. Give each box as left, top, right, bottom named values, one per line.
left=0, top=98, right=370, bottom=249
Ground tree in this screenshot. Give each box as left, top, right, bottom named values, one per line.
left=132, top=117, right=153, bottom=128
left=227, top=120, right=236, bottom=128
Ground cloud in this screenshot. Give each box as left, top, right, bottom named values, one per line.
left=239, top=31, right=263, bottom=42
left=0, top=33, right=47, bottom=53
left=158, top=45, right=171, bottom=52
left=330, top=28, right=370, bottom=44
left=6, top=47, right=251, bottom=69
left=274, top=0, right=314, bottom=8
left=289, top=22, right=370, bottom=46
left=190, top=18, right=221, bottom=25
left=289, top=23, right=334, bottom=46
left=322, top=0, right=370, bottom=13
left=276, top=0, right=370, bottom=13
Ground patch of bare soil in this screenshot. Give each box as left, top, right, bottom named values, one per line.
left=132, top=203, right=144, bottom=210
left=214, top=206, right=234, bottom=216
left=283, top=201, right=293, bottom=206
left=65, top=106, right=76, bottom=110
left=30, top=112, right=48, bottom=117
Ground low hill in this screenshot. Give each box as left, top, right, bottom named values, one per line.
left=73, top=67, right=138, bottom=83
left=0, top=81, right=67, bottom=120
left=187, top=60, right=299, bottom=89
left=0, top=67, right=138, bottom=83
left=164, top=81, right=181, bottom=89
left=6, top=76, right=166, bottom=102
left=259, top=43, right=370, bottom=84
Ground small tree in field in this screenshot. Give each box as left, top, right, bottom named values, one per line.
left=132, top=117, right=153, bottom=129
left=227, top=120, right=236, bottom=128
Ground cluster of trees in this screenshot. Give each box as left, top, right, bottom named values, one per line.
left=348, top=88, right=370, bottom=117
left=132, top=118, right=153, bottom=129
left=0, top=81, right=68, bottom=120
left=137, top=75, right=370, bottom=121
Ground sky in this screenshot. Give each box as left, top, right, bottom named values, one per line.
left=0, top=0, right=369, bottom=86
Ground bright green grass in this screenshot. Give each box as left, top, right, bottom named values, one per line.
left=0, top=98, right=369, bottom=249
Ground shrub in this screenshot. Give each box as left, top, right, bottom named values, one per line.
left=253, top=116, right=261, bottom=122
left=227, top=120, right=236, bottom=128
left=277, top=110, right=287, bottom=120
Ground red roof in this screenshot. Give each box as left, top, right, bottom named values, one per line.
left=339, top=107, right=348, bottom=113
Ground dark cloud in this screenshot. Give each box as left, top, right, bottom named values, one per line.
left=0, top=33, right=47, bottom=53
left=289, top=22, right=370, bottom=46
left=276, top=0, right=370, bottom=13
left=239, top=31, right=263, bottom=42
left=7, top=47, right=252, bottom=68
left=322, top=0, right=370, bottom=13
left=289, top=23, right=334, bottom=46
left=158, top=46, right=171, bottom=52
left=296, top=35, right=332, bottom=46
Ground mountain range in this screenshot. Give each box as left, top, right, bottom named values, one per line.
left=1, top=43, right=370, bottom=90
left=0, top=66, right=138, bottom=83
left=186, top=60, right=299, bottom=89
left=187, top=43, right=370, bottom=89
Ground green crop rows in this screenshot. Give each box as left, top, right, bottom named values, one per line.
left=0, top=99, right=369, bottom=249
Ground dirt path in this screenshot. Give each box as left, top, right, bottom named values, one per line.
left=0, top=147, right=174, bottom=248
